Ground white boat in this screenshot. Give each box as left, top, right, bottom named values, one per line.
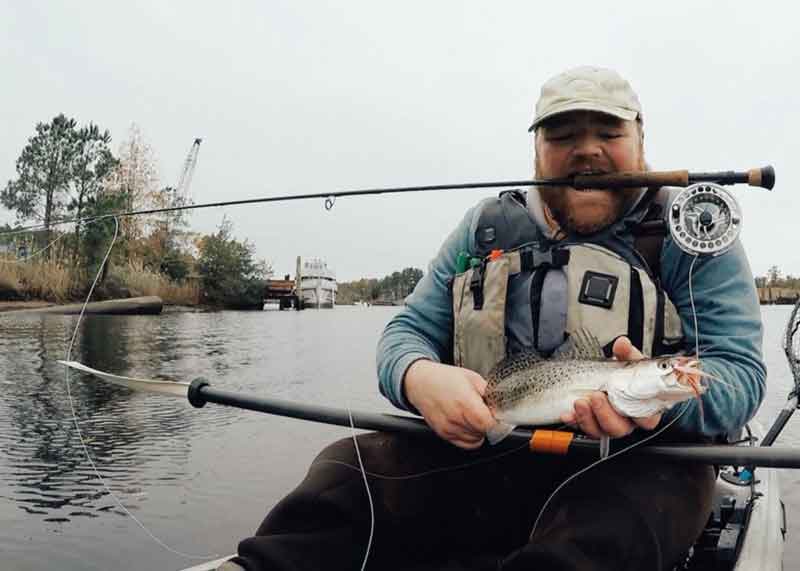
left=296, top=256, right=337, bottom=309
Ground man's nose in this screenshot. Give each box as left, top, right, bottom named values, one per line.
left=572, top=133, right=603, bottom=159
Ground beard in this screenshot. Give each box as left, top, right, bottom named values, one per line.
left=535, top=157, right=646, bottom=235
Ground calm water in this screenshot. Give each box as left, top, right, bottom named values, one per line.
left=0, top=305, right=797, bottom=570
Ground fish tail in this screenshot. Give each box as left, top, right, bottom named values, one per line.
left=486, top=422, right=517, bottom=445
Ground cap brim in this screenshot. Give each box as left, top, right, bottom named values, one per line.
left=527, top=101, right=639, bottom=132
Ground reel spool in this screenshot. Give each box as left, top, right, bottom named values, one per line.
left=668, top=183, right=742, bottom=257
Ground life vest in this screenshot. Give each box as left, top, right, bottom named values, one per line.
left=450, top=189, right=685, bottom=378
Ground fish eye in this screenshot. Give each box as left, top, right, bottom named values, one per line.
left=658, top=361, right=670, bottom=370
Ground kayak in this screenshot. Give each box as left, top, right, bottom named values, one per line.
left=181, top=556, right=236, bottom=571
left=177, top=422, right=786, bottom=571
left=681, top=421, right=785, bottom=571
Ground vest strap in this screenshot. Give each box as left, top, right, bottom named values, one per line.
left=628, top=267, right=645, bottom=351
left=519, top=246, right=570, bottom=272
left=652, top=282, right=666, bottom=355
left=530, top=266, right=549, bottom=351
left=470, top=261, right=485, bottom=310
left=538, top=269, right=568, bottom=352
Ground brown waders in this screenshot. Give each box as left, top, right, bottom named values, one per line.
left=231, top=432, right=715, bottom=571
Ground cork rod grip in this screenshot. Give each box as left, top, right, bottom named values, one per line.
left=748, top=166, right=775, bottom=190
left=572, top=170, right=690, bottom=189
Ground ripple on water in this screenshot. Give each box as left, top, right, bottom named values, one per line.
left=5, top=307, right=797, bottom=569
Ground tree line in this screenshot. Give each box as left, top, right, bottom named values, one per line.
left=337, top=267, right=424, bottom=304
left=1, top=114, right=268, bottom=307
left=755, top=265, right=800, bottom=289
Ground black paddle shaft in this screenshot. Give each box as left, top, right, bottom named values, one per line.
left=186, top=379, right=800, bottom=469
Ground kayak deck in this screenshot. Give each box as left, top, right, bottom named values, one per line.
left=179, top=555, right=236, bottom=571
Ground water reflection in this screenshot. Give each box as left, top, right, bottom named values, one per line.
left=0, top=306, right=796, bottom=570
left=0, top=314, right=202, bottom=523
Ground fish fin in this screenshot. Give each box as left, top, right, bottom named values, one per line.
left=553, top=328, right=604, bottom=361
left=486, top=350, right=544, bottom=384
left=599, top=436, right=610, bottom=459
left=486, top=422, right=517, bottom=445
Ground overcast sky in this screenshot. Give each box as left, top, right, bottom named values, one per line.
left=1, top=1, right=798, bottom=281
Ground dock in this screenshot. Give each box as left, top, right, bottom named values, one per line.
left=263, top=277, right=300, bottom=310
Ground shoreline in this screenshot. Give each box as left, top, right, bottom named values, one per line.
left=0, top=301, right=54, bottom=313
left=0, top=299, right=224, bottom=314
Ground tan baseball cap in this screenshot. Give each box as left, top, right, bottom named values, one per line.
left=528, top=66, right=642, bottom=132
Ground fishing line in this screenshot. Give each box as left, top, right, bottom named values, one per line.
left=688, top=254, right=700, bottom=359
left=312, top=440, right=531, bottom=480
left=528, top=401, right=691, bottom=541
left=62, top=216, right=217, bottom=561
left=530, top=252, right=706, bottom=541
left=686, top=255, right=763, bottom=404
left=346, top=394, right=374, bottom=571
left=0, top=231, right=69, bottom=264
left=314, top=431, right=528, bottom=569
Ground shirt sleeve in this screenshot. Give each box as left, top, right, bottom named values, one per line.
left=659, top=236, right=766, bottom=437
left=376, top=205, right=479, bottom=411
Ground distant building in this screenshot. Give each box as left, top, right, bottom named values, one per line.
left=758, top=287, right=800, bottom=305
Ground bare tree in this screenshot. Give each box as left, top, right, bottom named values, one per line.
left=104, top=124, right=161, bottom=242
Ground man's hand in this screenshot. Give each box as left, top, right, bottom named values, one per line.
left=560, top=336, right=662, bottom=439
left=404, top=360, right=496, bottom=450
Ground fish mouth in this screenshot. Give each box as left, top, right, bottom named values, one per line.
left=672, top=358, right=708, bottom=398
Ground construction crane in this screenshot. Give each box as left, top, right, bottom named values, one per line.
left=157, top=138, right=202, bottom=271
left=174, top=137, right=202, bottom=203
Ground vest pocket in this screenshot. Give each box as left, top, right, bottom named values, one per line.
left=451, top=257, right=510, bottom=378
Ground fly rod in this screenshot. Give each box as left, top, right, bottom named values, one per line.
left=58, top=360, right=800, bottom=469
left=5, top=166, right=775, bottom=236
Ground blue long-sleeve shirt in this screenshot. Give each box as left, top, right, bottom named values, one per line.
left=376, top=196, right=766, bottom=438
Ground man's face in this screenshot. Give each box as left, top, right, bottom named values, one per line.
left=534, top=111, right=645, bottom=234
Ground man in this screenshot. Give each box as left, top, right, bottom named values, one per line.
left=226, top=67, right=765, bottom=571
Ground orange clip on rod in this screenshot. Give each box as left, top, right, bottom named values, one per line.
left=529, top=430, right=574, bottom=455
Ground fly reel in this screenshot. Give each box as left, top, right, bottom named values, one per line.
left=668, top=183, right=742, bottom=257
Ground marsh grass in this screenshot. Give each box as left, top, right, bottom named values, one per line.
left=0, top=253, right=199, bottom=306
left=0, top=250, right=76, bottom=303
left=112, top=260, right=199, bottom=305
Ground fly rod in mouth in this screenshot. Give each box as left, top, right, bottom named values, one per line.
left=58, top=361, right=800, bottom=469
left=4, top=165, right=774, bottom=236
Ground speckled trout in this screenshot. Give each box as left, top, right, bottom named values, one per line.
left=484, top=329, right=706, bottom=447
